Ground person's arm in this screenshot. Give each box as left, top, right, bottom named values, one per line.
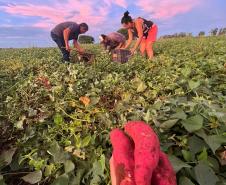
left=124, top=29, right=133, bottom=49
left=63, top=28, right=71, bottom=51
left=73, top=39, right=84, bottom=53
left=131, top=19, right=144, bottom=53
left=116, top=42, right=123, bottom=49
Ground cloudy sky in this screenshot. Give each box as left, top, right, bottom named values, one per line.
left=0, top=0, right=225, bottom=47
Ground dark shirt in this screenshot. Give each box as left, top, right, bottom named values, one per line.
left=132, top=18, right=154, bottom=38
left=51, top=22, right=80, bottom=40
left=105, top=32, right=126, bottom=49
left=107, top=32, right=126, bottom=43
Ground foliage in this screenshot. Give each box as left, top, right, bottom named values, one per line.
left=210, top=28, right=219, bottom=36
left=160, top=32, right=192, bottom=39
left=218, top=28, right=226, bottom=36
left=117, top=28, right=129, bottom=39
left=78, top=35, right=95, bottom=44
left=198, top=31, right=205, bottom=37
left=0, top=36, right=226, bottom=185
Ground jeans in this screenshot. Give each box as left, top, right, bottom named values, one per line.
left=51, top=32, right=70, bottom=61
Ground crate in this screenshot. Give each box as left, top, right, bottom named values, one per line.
left=112, top=49, right=131, bottom=63
left=77, top=52, right=95, bottom=64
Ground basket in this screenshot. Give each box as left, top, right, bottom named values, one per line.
left=112, top=49, right=131, bottom=63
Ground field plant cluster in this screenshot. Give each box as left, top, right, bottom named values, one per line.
left=0, top=36, right=226, bottom=185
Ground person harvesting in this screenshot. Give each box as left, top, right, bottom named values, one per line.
left=121, top=11, right=158, bottom=59
left=99, top=32, right=126, bottom=52
left=51, top=22, right=89, bottom=62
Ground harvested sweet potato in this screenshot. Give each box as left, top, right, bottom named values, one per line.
left=152, top=151, right=177, bottom=185
left=125, top=121, right=160, bottom=185
left=110, top=128, right=136, bottom=185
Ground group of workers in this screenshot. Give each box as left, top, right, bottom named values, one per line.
left=50, top=11, right=161, bottom=184
left=50, top=11, right=158, bottom=62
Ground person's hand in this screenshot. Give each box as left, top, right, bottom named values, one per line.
left=78, top=47, right=85, bottom=54
left=130, top=48, right=136, bottom=55
left=110, top=156, right=132, bottom=185
left=110, top=156, right=117, bottom=185
left=65, top=45, right=71, bottom=52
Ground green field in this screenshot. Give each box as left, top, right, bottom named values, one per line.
left=0, top=36, right=226, bottom=185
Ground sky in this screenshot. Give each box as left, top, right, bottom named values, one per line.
left=0, top=0, right=225, bottom=48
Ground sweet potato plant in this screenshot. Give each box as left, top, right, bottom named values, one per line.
left=0, top=36, right=226, bottom=185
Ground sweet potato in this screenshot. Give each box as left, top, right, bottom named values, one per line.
left=125, top=121, right=160, bottom=185
left=152, top=151, right=177, bottom=185
left=110, top=128, right=136, bottom=185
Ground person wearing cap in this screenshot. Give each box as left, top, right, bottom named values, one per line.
left=51, top=22, right=89, bottom=62
left=121, top=11, right=158, bottom=59
left=99, top=32, right=126, bottom=52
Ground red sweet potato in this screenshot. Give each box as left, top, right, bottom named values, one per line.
left=125, top=121, right=160, bottom=185
left=152, top=151, right=177, bottom=185
left=110, top=128, right=136, bottom=185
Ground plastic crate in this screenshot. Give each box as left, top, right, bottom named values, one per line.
left=80, top=53, right=95, bottom=63
left=112, top=49, right=131, bottom=63
left=76, top=52, right=95, bottom=64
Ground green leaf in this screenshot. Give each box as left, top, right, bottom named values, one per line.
left=90, top=96, right=100, bottom=106
left=197, top=148, right=208, bottom=161
left=0, top=175, right=6, bottom=185
left=153, top=101, right=162, bottom=110
left=99, top=154, right=105, bottom=171
left=179, top=176, right=195, bottom=185
left=54, top=114, right=63, bottom=125
left=89, top=160, right=105, bottom=185
left=48, top=141, right=67, bottom=163
left=74, top=135, right=81, bottom=149
left=81, top=135, right=91, bottom=148
left=168, top=155, right=191, bottom=173
left=204, top=135, right=226, bottom=153
left=137, top=81, right=147, bottom=93
left=28, top=108, right=38, bottom=117
left=189, top=80, right=200, bottom=90
left=160, top=119, right=179, bottom=129
left=122, top=92, right=132, bottom=102
left=144, top=109, right=151, bottom=123
left=194, top=162, right=219, bottom=185
left=15, top=115, right=26, bottom=130
left=182, top=150, right=192, bottom=162
left=188, top=135, right=208, bottom=155
left=64, top=160, right=75, bottom=173
left=51, top=174, right=69, bottom=185
left=182, top=115, right=203, bottom=132
left=171, top=108, right=187, bottom=120
left=217, top=181, right=226, bottom=185
left=21, top=171, right=42, bottom=184
left=0, top=148, right=17, bottom=167
left=181, top=67, right=191, bottom=78
left=208, top=157, right=220, bottom=173
left=196, top=131, right=226, bottom=153
left=70, top=169, right=86, bottom=185
left=44, top=164, right=55, bottom=177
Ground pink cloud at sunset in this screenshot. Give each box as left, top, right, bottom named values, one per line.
left=104, top=0, right=128, bottom=8
left=1, top=0, right=125, bottom=29
left=1, top=0, right=225, bottom=48
left=0, top=0, right=204, bottom=30
left=136, top=0, right=203, bottom=19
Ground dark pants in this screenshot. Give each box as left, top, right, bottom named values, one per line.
left=51, top=32, right=70, bottom=61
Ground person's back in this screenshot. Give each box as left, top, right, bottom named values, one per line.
left=107, top=32, right=126, bottom=44
left=51, top=22, right=80, bottom=40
